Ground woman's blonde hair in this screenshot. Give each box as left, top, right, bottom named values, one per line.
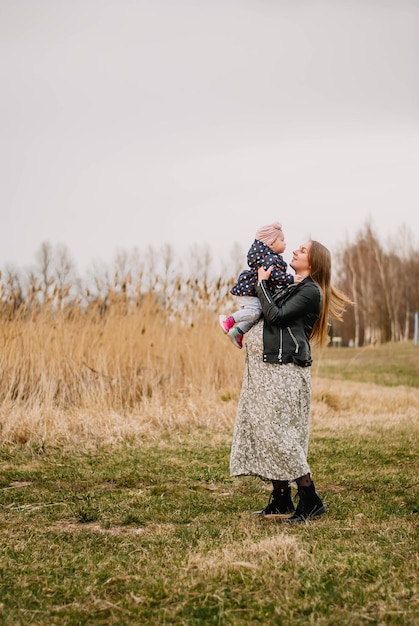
left=308, top=240, right=352, bottom=347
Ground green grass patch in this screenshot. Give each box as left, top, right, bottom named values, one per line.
left=1, top=428, right=418, bottom=625
left=313, top=341, right=419, bottom=387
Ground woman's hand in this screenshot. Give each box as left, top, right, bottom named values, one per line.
left=258, top=265, right=273, bottom=281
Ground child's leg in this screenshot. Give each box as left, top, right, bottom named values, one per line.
left=234, top=319, right=256, bottom=334
left=232, top=296, right=262, bottom=333
left=219, top=296, right=261, bottom=336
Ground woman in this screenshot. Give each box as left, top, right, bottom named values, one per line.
left=229, top=240, right=352, bottom=523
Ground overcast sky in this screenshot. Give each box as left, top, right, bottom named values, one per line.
left=1, top=0, right=418, bottom=276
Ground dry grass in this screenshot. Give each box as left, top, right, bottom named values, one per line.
left=187, top=531, right=305, bottom=575
left=0, top=294, right=243, bottom=445
left=0, top=395, right=238, bottom=448
left=1, top=294, right=418, bottom=447
left=3, top=377, right=418, bottom=448
left=312, top=377, right=419, bottom=432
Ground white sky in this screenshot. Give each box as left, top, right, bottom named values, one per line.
left=1, top=0, right=418, bottom=276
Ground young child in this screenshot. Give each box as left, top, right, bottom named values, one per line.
left=219, top=222, right=294, bottom=349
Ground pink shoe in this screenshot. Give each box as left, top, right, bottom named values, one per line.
left=219, top=315, right=235, bottom=334
left=228, top=327, right=243, bottom=349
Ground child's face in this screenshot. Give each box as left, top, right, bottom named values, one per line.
left=271, top=232, right=286, bottom=254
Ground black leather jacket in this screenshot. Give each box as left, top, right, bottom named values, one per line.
left=255, top=276, right=322, bottom=367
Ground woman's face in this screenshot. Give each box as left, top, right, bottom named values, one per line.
left=290, top=241, right=311, bottom=275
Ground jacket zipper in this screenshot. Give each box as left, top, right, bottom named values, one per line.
left=278, top=328, right=283, bottom=362
left=287, top=327, right=299, bottom=353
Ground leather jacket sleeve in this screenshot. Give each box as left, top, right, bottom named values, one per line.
left=255, top=278, right=321, bottom=325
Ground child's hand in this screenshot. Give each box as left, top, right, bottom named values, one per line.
left=294, top=273, right=303, bottom=283
left=258, top=265, right=273, bottom=281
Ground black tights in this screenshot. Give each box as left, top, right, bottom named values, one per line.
left=272, top=473, right=312, bottom=491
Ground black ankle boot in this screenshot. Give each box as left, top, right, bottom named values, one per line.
left=254, top=487, right=295, bottom=517
left=285, top=483, right=326, bottom=523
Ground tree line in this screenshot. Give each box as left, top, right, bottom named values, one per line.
left=1, top=223, right=418, bottom=346
left=336, top=224, right=419, bottom=345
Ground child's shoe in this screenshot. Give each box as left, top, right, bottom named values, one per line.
left=219, top=315, right=235, bottom=334
left=228, top=327, right=243, bottom=349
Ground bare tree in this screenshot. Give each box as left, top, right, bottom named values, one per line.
left=390, top=225, right=418, bottom=341
left=161, top=243, right=175, bottom=282
left=35, top=242, right=54, bottom=302
left=186, top=243, right=213, bottom=281
left=54, top=244, right=80, bottom=309
left=229, top=241, right=246, bottom=281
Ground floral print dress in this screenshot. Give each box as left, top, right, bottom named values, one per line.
left=230, top=319, right=312, bottom=482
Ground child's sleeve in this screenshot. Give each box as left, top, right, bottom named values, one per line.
left=247, top=241, right=265, bottom=269
left=267, top=254, right=294, bottom=288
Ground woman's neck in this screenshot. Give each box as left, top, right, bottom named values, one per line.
left=298, top=271, right=311, bottom=280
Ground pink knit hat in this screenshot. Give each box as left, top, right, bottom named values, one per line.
left=255, top=222, right=283, bottom=246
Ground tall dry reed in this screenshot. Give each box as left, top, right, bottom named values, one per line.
left=3, top=272, right=417, bottom=448
left=0, top=281, right=245, bottom=445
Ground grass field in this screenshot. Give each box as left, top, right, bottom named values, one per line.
left=1, top=340, right=418, bottom=625
left=313, top=342, right=419, bottom=388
